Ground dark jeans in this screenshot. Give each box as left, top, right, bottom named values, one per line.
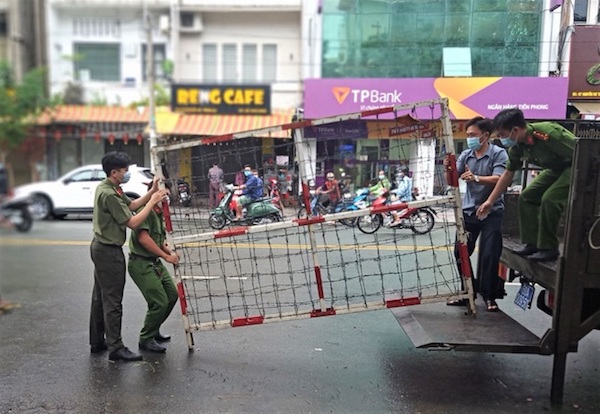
left=89, top=239, right=126, bottom=352
left=454, top=210, right=505, bottom=301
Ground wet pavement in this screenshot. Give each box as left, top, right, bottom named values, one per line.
left=1, top=221, right=599, bottom=413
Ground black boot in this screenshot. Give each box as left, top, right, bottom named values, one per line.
left=513, top=244, right=538, bottom=256
left=527, top=248, right=559, bottom=261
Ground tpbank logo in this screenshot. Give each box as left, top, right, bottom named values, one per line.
left=332, top=86, right=402, bottom=105
left=332, top=87, right=351, bottom=104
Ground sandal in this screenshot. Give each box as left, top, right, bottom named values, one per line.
left=485, top=299, right=499, bottom=312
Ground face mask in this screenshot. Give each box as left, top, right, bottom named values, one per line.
left=120, top=171, right=131, bottom=184
left=501, top=138, right=516, bottom=148
left=500, top=128, right=517, bottom=148
left=378, top=175, right=385, bottom=180
left=467, top=137, right=482, bottom=151
left=244, top=170, right=252, bottom=177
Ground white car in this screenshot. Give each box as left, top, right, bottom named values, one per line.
left=14, top=164, right=154, bottom=220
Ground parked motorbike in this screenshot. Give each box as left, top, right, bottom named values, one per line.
left=0, top=193, right=33, bottom=232
left=177, top=177, right=192, bottom=207
left=209, top=184, right=283, bottom=229
left=356, top=189, right=436, bottom=235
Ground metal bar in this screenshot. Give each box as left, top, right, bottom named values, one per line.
left=171, top=196, right=454, bottom=245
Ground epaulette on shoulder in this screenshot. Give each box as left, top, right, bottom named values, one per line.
left=533, top=130, right=549, bottom=141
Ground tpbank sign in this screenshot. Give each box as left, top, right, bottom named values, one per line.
left=172, top=84, right=271, bottom=115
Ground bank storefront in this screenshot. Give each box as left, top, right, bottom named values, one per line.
left=303, top=77, right=569, bottom=196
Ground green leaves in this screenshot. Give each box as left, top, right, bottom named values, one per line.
left=0, top=61, right=50, bottom=151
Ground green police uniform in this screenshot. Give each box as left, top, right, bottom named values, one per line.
left=505, top=122, right=575, bottom=250
left=89, top=179, right=133, bottom=352
left=128, top=207, right=178, bottom=343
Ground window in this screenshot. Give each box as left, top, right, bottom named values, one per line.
left=574, top=0, right=589, bottom=23
left=202, top=43, right=217, bottom=82
left=262, top=44, right=277, bottom=83
left=73, top=18, right=120, bottom=37
left=180, top=12, right=195, bottom=28
left=242, top=44, right=257, bottom=82
left=74, top=43, right=120, bottom=81
left=322, top=0, right=542, bottom=78
left=222, top=44, right=237, bottom=83
left=0, top=13, right=7, bottom=36
left=68, top=170, right=95, bottom=182
left=142, top=44, right=166, bottom=81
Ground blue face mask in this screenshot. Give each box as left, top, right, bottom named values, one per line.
left=378, top=175, right=385, bottom=180
left=501, top=137, right=516, bottom=148
left=244, top=170, right=252, bottom=177
left=466, top=137, right=482, bottom=151
left=116, top=170, right=131, bottom=184
left=121, top=171, right=131, bottom=184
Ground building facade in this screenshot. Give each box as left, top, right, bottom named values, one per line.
left=301, top=0, right=600, bottom=195
left=42, top=0, right=303, bottom=187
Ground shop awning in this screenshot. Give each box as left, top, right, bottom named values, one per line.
left=171, top=110, right=294, bottom=138
left=572, top=102, right=600, bottom=115
left=153, top=108, right=181, bottom=135
left=37, top=105, right=149, bottom=125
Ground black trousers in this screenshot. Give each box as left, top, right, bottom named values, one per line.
left=89, top=239, right=126, bottom=352
left=454, top=210, right=505, bottom=300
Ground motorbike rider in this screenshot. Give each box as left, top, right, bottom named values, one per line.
left=316, top=172, right=341, bottom=212
left=234, top=166, right=263, bottom=220
left=369, top=170, right=391, bottom=198
left=390, top=168, right=413, bottom=226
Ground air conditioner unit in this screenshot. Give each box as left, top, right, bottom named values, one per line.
left=159, top=15, right=170, bottom=32
left=179, top=11, right=203, bottom=33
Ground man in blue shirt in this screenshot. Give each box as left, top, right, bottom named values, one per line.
left=235, top=166, right=263, bottom=220
left=444, top=117, right=508, bottom=312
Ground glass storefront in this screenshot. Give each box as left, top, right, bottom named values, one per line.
left=322, top=0, right=542, bottom=78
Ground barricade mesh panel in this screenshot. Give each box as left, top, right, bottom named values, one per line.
left=158, top=101, right=467, bottom=334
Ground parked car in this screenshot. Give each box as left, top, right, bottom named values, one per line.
left=14, top=164, right=153, bottom=220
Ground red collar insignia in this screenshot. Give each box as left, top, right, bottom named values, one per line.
left=532, top=131, right=549, bottom=141
left=115, top=186, right=123, bottom=196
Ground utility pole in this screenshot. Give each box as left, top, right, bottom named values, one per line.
left=145, top=2, right=157, bottom=171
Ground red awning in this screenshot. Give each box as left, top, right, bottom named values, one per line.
left=37, top=106, right=148, bottom=124
left=171, top=110, right=294, bottom=138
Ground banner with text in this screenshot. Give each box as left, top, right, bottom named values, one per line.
left=172, top=84, right=271, bottom=115
left=304, top=77, right=568, bottom=120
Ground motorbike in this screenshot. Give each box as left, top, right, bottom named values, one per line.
left=356, top=189, right=436, bottom=235
left=209, top=184, right=283, bottom=229
left=297, top=188, right=369, bottom=227
left=177, top=177, right=192, bottom=207
left=0, top=193, right=33, bottom=232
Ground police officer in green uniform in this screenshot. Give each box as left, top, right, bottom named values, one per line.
left=90, top=152, right=167, bottom=362
left=128, top=183, right=179, bottom=353
left=477, top=108, right=575, bottom=261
